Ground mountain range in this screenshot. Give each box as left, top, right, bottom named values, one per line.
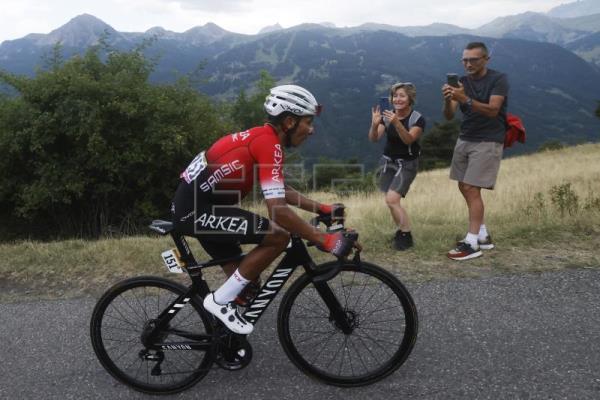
left=1, top=0, right=599, bottom=164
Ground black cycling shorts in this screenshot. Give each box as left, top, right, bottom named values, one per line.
left=171, top=181, right=271, bottom=260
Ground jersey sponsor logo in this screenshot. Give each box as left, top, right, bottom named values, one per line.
left=231, top=130, right=250, bottom=142
left=199, top=160, right=243, bottom=192
left=262, top=186, right=285, bottom=199
left=272, top=144, right=283, bottom=183
left=195, top=212, right=248, bottom=234
left=181, top=152, right=208, bottom=184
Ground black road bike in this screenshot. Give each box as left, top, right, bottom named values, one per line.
left=90, top=215, right=418, bottom=394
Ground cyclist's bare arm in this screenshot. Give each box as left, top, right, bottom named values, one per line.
left=266, top=197, right=326, bottom=245
left=284, top=184, right=324, bottom=213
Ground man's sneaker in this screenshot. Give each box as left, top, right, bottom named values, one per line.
left=234, top=279, right=262, bottom=307
left=203, top=293, right=253, bottom=335
left=393, top=231, right=414, bottom=251
left=478, top=235, right=495, bottom=250
left=447, top=242, right=482, bottom=261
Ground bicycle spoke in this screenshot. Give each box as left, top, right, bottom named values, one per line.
left=356, top=326, right=404, bottom=334
left=308, top=330, right=338, bottom=365
left=353, top=331, right=398, bottom=355
left=361, top=303, right=403, bottom=316
left=347, top=335, right=370, bottom=373
left=338, top=336, right=351, bottom=377
left=350, top=276, right=371, bottom=311
left=300, top=286, right=329, bottom=315
left=325, top=334, right=347, bottom=370
left=106, top=340, right=140, bottom=361
left=354, top=331, right=380, bottom=366
left=105, top=304, right=143, bottom=330
left=115, top=294, right=147, bottom=327
left=354, top=280, right=388, bottom=316
left=103, top=336, right=139, bottom=345
left=357, top=288, right=396, bottom=317
left=293, top=329, right=337, bottom=345
left=101, top=323, right=141, bottom=334
left=130, top=288, right=153, bottom=322
left=365, top=317, right=406, bottom=324
left=292, top=301, right=328, bottom=318
left=338, top=273, right=352, bottom=308
left=171, top=308, right=200, bottom=330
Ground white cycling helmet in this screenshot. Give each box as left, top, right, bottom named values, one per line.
left=264, top=85, right=322, bottom=117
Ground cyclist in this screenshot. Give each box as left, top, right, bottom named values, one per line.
left=171, top=85, right=358, bottom=335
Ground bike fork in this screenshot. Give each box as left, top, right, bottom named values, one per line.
left=312, top=281, right=353, bottom=334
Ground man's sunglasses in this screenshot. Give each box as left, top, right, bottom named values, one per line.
left=461, top=57, right=487, bottom=64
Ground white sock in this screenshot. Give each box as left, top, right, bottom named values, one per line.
left=465, top=233, right=479, bottom=249
left=478, top=224, right=489, bottom=241
left=214, top=269, right=250, bottom=304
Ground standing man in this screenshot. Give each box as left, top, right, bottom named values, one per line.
left=442, top=42, right=509, bottom=261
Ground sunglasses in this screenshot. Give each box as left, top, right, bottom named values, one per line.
left=461, top=57, right=486, bottom=64
left=393, top=82, right=415, bottom=88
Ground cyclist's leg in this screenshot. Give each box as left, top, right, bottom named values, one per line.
left=199, top=224, right=287, bottom=317
left=221, top=262, right=237, bottom=277
left=198, top=227, right=287, bottom=287
left=185, top=204, right=288, bottom=334
left=237, top=222, right=289, bottom=280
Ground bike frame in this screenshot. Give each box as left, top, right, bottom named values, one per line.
left=144, top=231, right=354, bottom=350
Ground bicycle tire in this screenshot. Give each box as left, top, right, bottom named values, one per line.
left=90, top=276, right=215, bottom=394
left=277, top=261, right=418, bottom=386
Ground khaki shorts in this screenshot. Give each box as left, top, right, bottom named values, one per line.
left=449, top=138, right=503, bottom=189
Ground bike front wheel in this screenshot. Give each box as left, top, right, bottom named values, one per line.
left=277, top=261, right=418, bottom=386
left=90, top=276, right=214, bottom=394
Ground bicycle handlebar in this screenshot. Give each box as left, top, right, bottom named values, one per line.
left=307, top=213, right=361, bottom=265
left=309, top=214, right=345, bottom=232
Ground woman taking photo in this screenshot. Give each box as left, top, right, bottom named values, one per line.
left=368, top=82, right=426, bottom=250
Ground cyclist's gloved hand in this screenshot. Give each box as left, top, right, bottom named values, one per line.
left=318, top=231, right=358, bottom=258
left=317, top=203, right=345, bottom=226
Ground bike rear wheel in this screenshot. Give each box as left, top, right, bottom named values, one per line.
left=277, top=261, right=418, bottom=386
left=90, top=276, right=214, bottom=394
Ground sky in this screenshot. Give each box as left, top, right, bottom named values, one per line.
left=1, top=0, right=573, bottom=42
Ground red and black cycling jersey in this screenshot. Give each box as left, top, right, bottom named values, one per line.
left=180, top=124, right=285, bottom=204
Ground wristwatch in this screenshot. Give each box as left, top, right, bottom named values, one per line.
left=465, top=97, right=473, bottom=111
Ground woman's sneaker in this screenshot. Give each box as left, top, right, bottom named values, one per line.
left=478, top=235, right=495, bottom=250
left=447, top=242, right=482, bottom=261
left=203, top=293, right=253, bottom=335
left=393, top=231, right=413, bottom=251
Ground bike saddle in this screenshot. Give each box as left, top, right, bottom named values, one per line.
left=149, top=220, right=174, bottom=235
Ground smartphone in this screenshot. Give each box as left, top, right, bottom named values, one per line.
left=446, top=73, right=459, bottom=88
left=379, top=97, right=391, bottom=112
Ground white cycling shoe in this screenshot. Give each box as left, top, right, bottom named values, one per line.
left=203, top=293, right=254, bottom=335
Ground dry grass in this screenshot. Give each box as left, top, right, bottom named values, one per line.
left=1, top=144, right=599, bottom=302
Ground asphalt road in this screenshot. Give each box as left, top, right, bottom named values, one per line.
left=1, top=268, right=599, bottom=400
